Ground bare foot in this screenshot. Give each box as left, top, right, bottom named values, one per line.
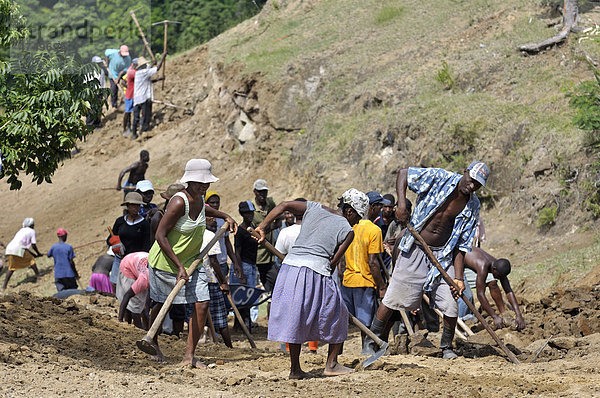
left=289, top=370, right=314, bottom=380
left=151, top=344, right=166, bottom=363
left=181, top=357, right=207, bottom=369
left=323, top=362, right=354, bottom=377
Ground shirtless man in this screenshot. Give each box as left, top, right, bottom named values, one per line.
left=117, top=150, right=150, bottom=196
left=367, top=161, right=489, bottom=359
left=464, top=247, right=525, bottom=330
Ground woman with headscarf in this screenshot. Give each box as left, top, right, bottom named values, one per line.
left=146, top=159, right=237, bottom=367
left=3, top=218, right=43, bottom=291
left=254, top=188, right=368, bottom=379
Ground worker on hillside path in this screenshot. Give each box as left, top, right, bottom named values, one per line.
left=232, top=200, right=257, bottom=331
left=117, top=150, right=150, bottom=197
left=463, top=247, right=526, bottom=330
left=135, top=179, right=159, bottom=220
left=366, top=161, right=489, bottom=359
left=132, top=54, right=166, bottom=139
left=117, top=251, right=150, bottom=330
left=256, top=194, right=359, bottom=379
left=203, top=217, right=233, bottom=348
left=205, top=191, right=244, bottom=281
left=341, top=190, right=386, bottom=355
left=2, top=218, right=43, bottom=291
left=105, top=44, right=132, bottom=109
left=123, top=58, right=138, bottom=137
left=252, top=179, right=281, bottom=318
left=48, top=228, right=78, bottom=292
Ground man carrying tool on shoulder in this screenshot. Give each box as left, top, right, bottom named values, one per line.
left=366, top=161, right=489, bottom=359
left=464, top=247, right=526, bottom=331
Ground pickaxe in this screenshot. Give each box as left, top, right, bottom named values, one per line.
left=152, top=20, right=181, bottom=90
left=129, top=8, right=155, bottom=63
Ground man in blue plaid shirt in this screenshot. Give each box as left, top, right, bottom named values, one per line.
left=367, top=161, right=489, bottom=359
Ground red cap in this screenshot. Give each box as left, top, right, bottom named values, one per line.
left=56, top=228, right=68, bottom=236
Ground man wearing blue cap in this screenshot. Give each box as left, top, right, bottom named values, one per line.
left=366, top=161, right=489, bottom=359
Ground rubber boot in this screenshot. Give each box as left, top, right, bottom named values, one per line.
left=362, top=317, right=386, bottom=356
left=440, top=326, right=458, bottom=359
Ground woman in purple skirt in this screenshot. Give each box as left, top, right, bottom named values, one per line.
left=254, top=189, right=367, bottom=379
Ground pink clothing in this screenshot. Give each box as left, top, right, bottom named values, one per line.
left=125, top=65, right=136, bottom=100
left=89, top=273, right=114, bottom=294
left=119, top=252, right=149, bottom=294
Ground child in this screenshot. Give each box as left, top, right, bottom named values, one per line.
left=48, top=228, right=78, bottom=292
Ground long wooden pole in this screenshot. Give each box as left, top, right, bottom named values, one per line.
left=130, top=11, right=156, bottom=63
left=162, top=22, right=167, bottom=90
left=137, top=223, right=228, bottom=354
left=407, top=225, right=519, bottom=364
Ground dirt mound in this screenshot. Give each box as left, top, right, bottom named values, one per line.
left=2, top=290, right=600, bottom=396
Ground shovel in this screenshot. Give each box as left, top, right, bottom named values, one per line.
left=136, top=222, right=228, bottom=355
left=350, top=314, right=389, bottom=368
left=407, top=225, right=520, bottom=365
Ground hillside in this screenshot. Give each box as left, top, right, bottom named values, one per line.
left=4, top=0, right=600, bottom=396
left=2, top=0, right=600, bottom=295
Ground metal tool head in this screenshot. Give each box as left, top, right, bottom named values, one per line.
left=362, top=341, right=388, bottom=368
left=152, top=20, right=182, bottom=25
left=136, top=335, right=157, bottom=355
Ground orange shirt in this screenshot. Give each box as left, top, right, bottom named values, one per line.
left=343, top=220, right=382, bottom=288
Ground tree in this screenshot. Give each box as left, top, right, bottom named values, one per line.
left=0, top=0, right=107, bottom=190
left=518, top=0, right=579, bottom=53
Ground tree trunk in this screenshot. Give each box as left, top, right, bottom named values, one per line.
left=518, top=0, right=579, bottom=53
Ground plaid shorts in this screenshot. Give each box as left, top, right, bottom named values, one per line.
left=208, top=283, right=228, bottom=330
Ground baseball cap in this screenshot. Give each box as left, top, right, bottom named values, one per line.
left=366, top=191, right=390, bottom=205
left=253, top=179, right=269, bottom=191
left=238, top=200, right=256, bottom=213
left=383, top=194, right=395, bottom=206
left=56, top=228, right=68, bottom=236
left=467, top=161, right=490, bottom=187
left=340, top=188, right=369, bottom=219
left=136, top=180, right=154, bottom=192
left=91, top=56, right=102, bottom=63
left=120, top=45, right=129, bottom=57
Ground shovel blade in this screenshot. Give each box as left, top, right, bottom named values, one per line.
left=362, top=341, right=388, bottom=368
left=136, top=335, right=157, bottom=355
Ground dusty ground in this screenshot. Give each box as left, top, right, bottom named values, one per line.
left=2, top=283, right=600, bottom=397
left=4, top=0, right=600, bottom=396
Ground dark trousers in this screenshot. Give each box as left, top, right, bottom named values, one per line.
left=109, top=79, right=119, bottom=108
left=133, top=99, right=152, bottom=134
left=55, top=277, right=78, bottom=292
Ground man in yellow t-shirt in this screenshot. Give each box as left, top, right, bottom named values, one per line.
left=341, top=191, right=387, bottom=354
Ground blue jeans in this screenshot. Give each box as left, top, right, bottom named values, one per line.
left=230, top=261, right=256, bottom=288
left=340, top=284, right=377, bottom=328
left=110, top=256, right=122, bottom=285
left=458, top=275, right=476, bottom=321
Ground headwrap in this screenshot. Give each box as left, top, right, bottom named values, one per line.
left=22, top=218, right=34, bottom=228
left=340, top=188, right=369, bottom=219
left=205, top=190, right=220, bottom=202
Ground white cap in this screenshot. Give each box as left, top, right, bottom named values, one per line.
left=135, top=180, right=154, bottom=192
left=253, top=179, right=269, bottom=191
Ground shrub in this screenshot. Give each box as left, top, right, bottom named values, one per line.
left=436, top=61, right=455, bottom=91
left=537, top=206, right=558, bottom=227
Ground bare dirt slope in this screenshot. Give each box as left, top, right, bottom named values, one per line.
left=3, top=0, right=600, bottom=396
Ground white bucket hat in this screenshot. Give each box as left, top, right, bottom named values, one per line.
left=180, top=159, right=219, bottom=184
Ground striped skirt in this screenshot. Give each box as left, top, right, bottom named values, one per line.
left=268, top=263, right=348, bottom=344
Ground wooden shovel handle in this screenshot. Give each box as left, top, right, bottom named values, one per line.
left=226, top=293, right=257, bottom=349
left=247, top=227, right=286, bottom=261
left=407, top=225, right=519, bottom=364
left=143, top=222, right=229, bottom=341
